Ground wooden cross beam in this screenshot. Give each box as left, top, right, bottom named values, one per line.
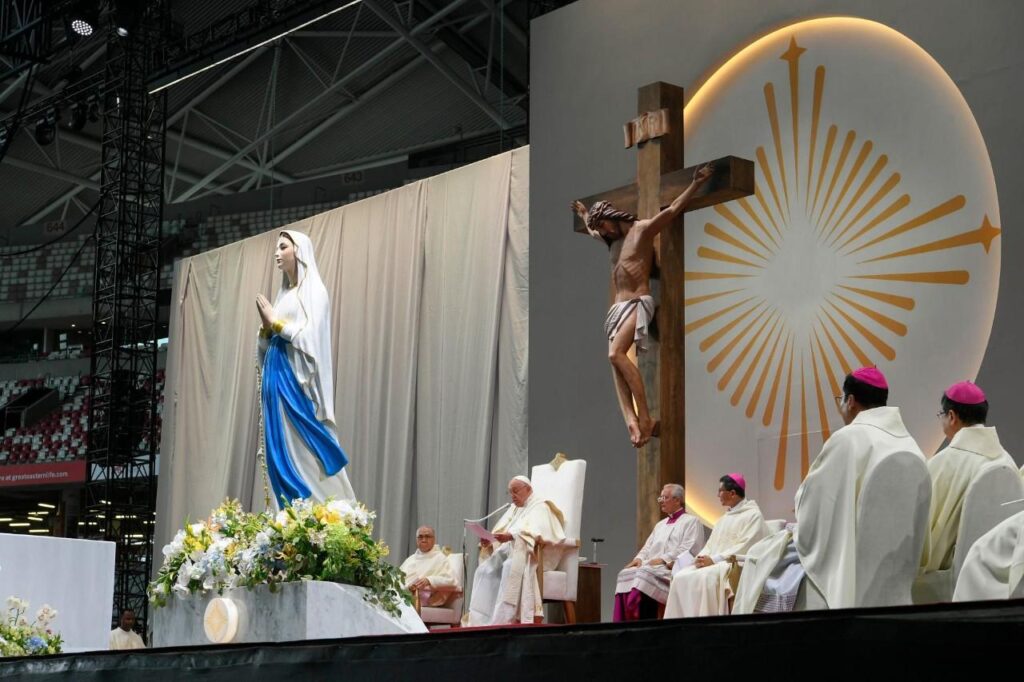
left=573, top=82, right=754, bottom=546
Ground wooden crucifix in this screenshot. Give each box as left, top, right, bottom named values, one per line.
left=572, top=81, right=755, bottom=546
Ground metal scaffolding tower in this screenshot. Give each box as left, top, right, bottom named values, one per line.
left=84, top=11, right=166, bottom=634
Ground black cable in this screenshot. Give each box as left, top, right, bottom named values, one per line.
left=4, top=229, right=95, bottom=336
left=0, top=198, right=100, bottom=259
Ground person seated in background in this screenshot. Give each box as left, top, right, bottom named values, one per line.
left=467, top=475, right=566, bottom=625
left=663, top=473, right=768, bottom=618
left=613, top=483, right=704, bottom=621
left=400, top=525, right=458, bottom=608
left=919, top=381, right=1018, bottom=581
left=109, top=608, right=145, bottom=650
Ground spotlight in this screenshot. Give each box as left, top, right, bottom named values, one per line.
left=69, top=102, right=88, bottom=131
left=86, top=95, right=100, bottom=122
left=67, top=1, right=100, bottom=38
left=113, top=0, right=140, bottom=38
left=35, top=118, right=55, bottom=145
left=71, top=19, right=93, bottom=37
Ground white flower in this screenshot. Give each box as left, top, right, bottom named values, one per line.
left=275, top=510, right=291, bottom=526
left=162, top=531, right=186, bottom=559
left=189, top=522, right=205, bottom=535
left=152, top=583, right=167, bottom=596
left=326, top=499, right=354, bottom=517
left=308, top=529, right=327, bottom=548
left=176, top=562, right=194, bottom=588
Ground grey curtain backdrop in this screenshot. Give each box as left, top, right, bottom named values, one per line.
left=155, top=147, right=529, bottom=565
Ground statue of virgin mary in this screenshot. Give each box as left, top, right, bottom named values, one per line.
left=256, top=229, right=355, bottom=507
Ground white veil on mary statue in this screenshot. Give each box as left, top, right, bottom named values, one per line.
left=257, top=230, right=355, bottom=508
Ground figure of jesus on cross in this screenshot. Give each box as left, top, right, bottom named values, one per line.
left=573, top=163, right=713, bottom=448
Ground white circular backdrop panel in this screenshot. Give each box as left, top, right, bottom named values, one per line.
left=681, top=17, right=1000, bottom=521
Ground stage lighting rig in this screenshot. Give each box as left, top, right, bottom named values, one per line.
left=67, top=0, right=101, bottom=38
left=33, top=107, right=58, bottom=145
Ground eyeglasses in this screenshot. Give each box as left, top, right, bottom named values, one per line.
left=416, top=534, right=434, bottom=539
left=656, top=495, right=668, bottom=502
left=936, top=410, right=949, bottom=419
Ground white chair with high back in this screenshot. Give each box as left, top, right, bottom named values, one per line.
left=417, top=551, right=465, bottom=628
left=530, top=455, right=586, bottom=624
left=913, top=462, right=1024, bottom=603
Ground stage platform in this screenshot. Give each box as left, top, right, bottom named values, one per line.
left=3, top=600, right=1022, bottom=679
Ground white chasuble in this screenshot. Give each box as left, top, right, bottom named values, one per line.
left=663, top=499, right=768, bottom=618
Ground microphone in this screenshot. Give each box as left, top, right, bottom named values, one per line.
left=464, top=502, right=511, bottom=524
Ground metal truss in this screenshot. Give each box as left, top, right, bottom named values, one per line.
left=83, top=13, right=166, bottom=635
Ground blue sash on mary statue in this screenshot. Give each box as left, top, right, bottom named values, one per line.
left=261, top=335, right=349, bottom=503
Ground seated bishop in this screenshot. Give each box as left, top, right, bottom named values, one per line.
left=399, top=525, right=458, bottom=608
left=613, top=483, right=704, bottom=621
left=953, top=508, right=1024, bottom=601
left=663, top=473, right=768, bottom=618
left=916, top=382, right=1019, bottom=596
left=734, top=367, right=928, bottom=613
left=467, top=475, right=566, bottom=625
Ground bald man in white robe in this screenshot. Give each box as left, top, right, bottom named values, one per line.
left=613, top=483, right=704, bottom=620
left=400, top=526, right=458, bottom=608
left=467, top=476, right=566, bottom=625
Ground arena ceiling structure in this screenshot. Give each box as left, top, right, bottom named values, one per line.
left=0, top=0, right=565, bottom=232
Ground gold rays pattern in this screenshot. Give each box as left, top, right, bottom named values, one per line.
left=685, top=36, right=1000, bottom=490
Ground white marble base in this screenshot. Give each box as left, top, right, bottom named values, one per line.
left=153, top=581, right=427, bottom=647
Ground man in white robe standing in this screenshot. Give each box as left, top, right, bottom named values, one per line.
left=915, top=381, right=1020, bottom=601
left=663, top=473, right=768, bottom=618
left=613, top=483, right=704, bottom=621
left=400, top=525, right=459, bottom=608
left=109, top=609, right=145, bottom=650
left=467, top=476, right=566, bottom=625
left=734, top=367, right=928, bottom=613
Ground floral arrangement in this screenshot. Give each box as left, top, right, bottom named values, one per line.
left=149, top=498, right=411, bottom=617
left=0, top=597, right=62, bottom=657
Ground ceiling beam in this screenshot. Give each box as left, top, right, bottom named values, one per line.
left=362, top=0, right=511, bottom=130
left=3, top=157, right=100, bottom=190
left=172, top=0, right=476, bottom=204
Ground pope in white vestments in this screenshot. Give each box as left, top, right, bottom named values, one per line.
left=468, top=476, right=566, bottom=625
left=400, top=526, right=459, bottom=607
left=920, top=382, right=1018, bottom=576
left=613, top=483, right=705, bottom=621
left=734, top=367, right=928, bottom=613
left=663, top=473, right=768, bottom=618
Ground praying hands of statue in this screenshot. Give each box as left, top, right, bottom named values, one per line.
left=256, top=293, right=276, bottom=329
left=493, top=532, right=514, bottom=544
left=625, top=558, right=642, bottom=569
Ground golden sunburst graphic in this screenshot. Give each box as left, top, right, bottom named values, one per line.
left=684, top=35, right=1001, bottom=490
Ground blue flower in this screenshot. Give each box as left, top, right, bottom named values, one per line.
left=26, top=635, right=45, bottom=652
